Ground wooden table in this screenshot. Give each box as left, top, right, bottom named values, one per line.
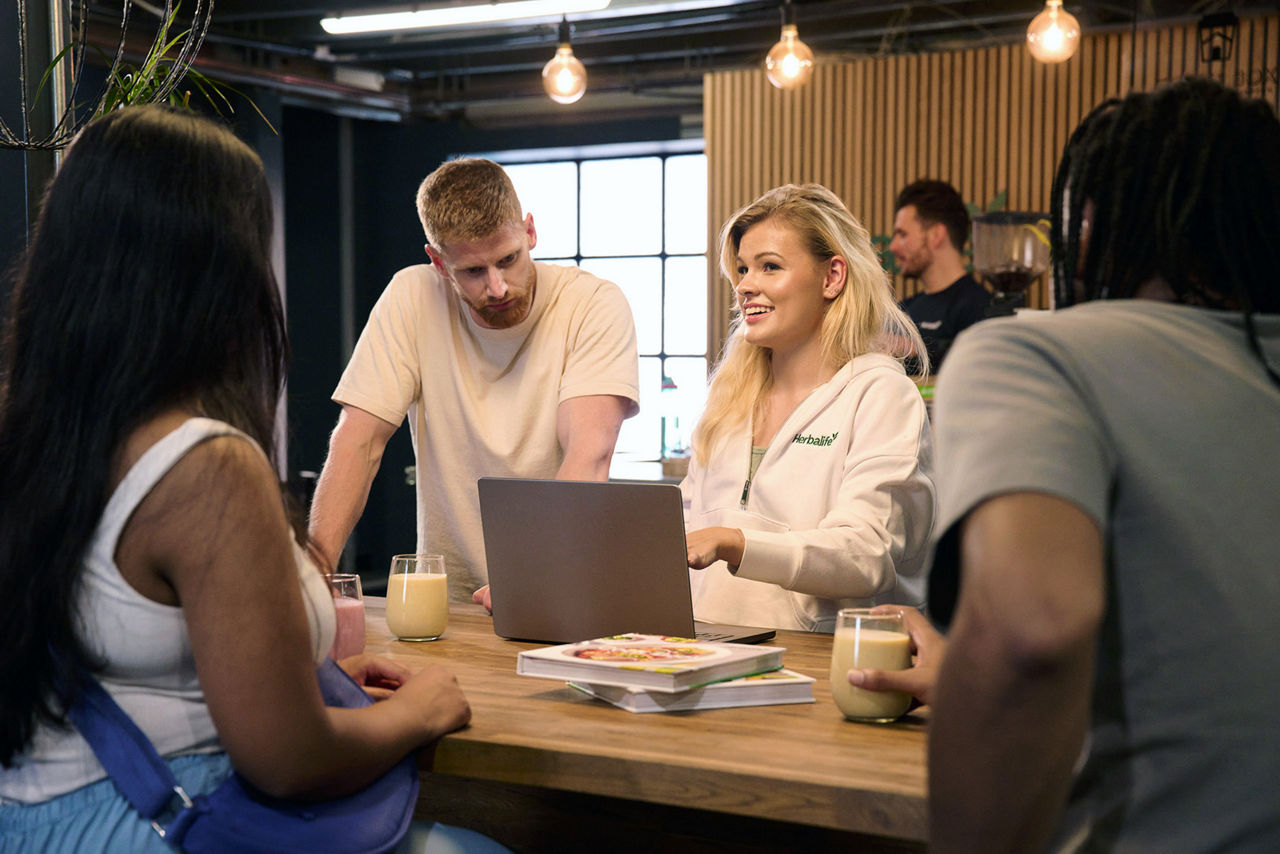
left=364, top=600, right=928, bottom=853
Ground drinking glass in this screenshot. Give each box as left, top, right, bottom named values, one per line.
left=829, top=608, right=912, bottom=723
left=386, top=554, right=449, bottom=641
left=328, top=573, right=366, bottom=660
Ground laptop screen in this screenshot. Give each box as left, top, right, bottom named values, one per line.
left=479, top=477, right=698, bottom=643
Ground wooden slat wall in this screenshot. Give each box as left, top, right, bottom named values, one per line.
left=704, top=14, right=1280, bottom=350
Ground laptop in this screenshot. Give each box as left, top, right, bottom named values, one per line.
left=478, top=477, right=776, bottom=645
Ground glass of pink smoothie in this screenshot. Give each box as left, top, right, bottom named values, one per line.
left=327, top=573, right=366, bottom=660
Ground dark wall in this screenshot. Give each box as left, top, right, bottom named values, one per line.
left=0, top=153, right=38, bottom=307
left=282, top=107, right=345, bottom=492
left=1, top=10, right=32, bottom=315
left=282, top=109, right=684, bottom=587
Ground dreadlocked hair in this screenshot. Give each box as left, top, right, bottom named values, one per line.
left=1050, top=76, right=1280, bottom=386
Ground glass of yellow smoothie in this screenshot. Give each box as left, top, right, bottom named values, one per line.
left=829, top=608, right=912, bottom=723
left=386, top=554, right=449, bottom=641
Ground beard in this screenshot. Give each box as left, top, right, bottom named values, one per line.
left=460, top=268, right=536, bottom=329
left=471, top=289, right=533, bottom=328
left=896, top=252, right=929, bottom=278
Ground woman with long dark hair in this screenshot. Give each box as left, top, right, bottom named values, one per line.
left=0, top=106, right=475, bottom=851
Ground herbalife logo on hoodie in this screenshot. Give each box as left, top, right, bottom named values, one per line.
left=792, top=431, right=838, bottom=447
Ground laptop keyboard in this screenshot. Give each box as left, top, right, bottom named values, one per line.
left=693, top=629, right=736, bottom=642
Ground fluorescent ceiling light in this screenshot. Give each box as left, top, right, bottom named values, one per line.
left=321, top=0, right=612, bottom=34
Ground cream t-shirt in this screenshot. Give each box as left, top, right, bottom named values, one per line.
left=334, top=261, right=639, bottom=598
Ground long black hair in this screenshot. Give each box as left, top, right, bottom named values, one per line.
left=0, top=105, right=289, bottom=765
left=1050, top=77, right=1280, bottom=385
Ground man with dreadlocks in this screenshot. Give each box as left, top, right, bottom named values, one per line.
left=848, top=78, right=1280, bottom=852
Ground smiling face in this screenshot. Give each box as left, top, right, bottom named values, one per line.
left=734, top=217, right=846, bottom=359
left=428, top=215, right=538, bottom=329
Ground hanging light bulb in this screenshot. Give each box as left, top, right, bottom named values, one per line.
left=1026, top=0, right=1081, bottom=63
left=542, top=17, right=587, bottom=104
left=765, top=1, right=814, bottom=90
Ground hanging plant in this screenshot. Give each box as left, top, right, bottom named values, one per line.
left=3, top=1, right=272, bottom=151
left=82, top=4, right=275, bottom=132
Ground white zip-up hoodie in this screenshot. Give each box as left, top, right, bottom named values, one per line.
left=681, top=353, right=935, bottom=632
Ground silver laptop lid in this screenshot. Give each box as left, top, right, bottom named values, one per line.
left=479, top=477, right=697, bottom=643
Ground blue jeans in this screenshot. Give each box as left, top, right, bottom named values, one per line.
left=1, top=752, right=510, bottom=854
left=0, top=753, right=233, bottom=853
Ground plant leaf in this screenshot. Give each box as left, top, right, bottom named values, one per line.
left=32, top=42, right=80, bottom=109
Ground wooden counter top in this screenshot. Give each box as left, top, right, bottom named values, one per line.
left=363, top=600, right=928, bottom=852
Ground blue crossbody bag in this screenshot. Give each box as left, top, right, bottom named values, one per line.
left=66, top=658, right=419, bottom=854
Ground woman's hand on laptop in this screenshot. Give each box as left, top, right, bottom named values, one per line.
left=686, top=526, right=745, bottom=571
left=472, top=584, right=493, bottom=613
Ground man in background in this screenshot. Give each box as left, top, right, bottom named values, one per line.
left=890, top=179, right=990, bottom=372
left=309, top=158, right=639, bottom=602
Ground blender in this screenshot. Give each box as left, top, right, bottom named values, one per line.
left=971, top=212, right=1051, bottom=316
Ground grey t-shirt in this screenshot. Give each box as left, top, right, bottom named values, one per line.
left=929, top=300, right=1280, bottom=853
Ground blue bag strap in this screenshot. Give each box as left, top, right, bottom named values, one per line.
left=317, top=657, right=374, bottom=709
left=68, top=661, right=414, bottom=854
left=67, top=659, right=367, bottom=821
left=65, top=675, right=186, bottom=820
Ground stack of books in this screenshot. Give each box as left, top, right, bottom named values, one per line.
left=516, top=633, right=815, bottom=713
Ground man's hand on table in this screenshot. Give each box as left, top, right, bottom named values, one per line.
left=846, top=605, right=947, bottom=707
left=472, top=584, right=493, bottom=613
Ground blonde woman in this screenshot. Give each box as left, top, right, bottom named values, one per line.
left=682, top=184, right=935, bottom=632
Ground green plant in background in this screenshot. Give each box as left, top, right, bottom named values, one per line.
left=97, top=7, right=274, bottom=131
left=964, top=189, right=1008, bottom=221
left=33, top=3, right=274, bottom=140
left=872, top=188, right=1008, bottom=276
left=870, top=232, right=900, bottom=276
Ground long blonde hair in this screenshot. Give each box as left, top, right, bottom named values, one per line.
left=691, top=184, right=926, bottom=465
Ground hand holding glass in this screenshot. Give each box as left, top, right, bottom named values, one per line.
left=829, top=608, right=912, bottom=723
left=328, top=573, right=366, bottom=660
left=386, top=554, right=448, bottom=641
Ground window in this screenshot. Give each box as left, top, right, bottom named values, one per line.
left=498, top=145, right=709, bottom=475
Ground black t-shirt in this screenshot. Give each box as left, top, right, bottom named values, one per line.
left=900, top=274, right=991, bottom=373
